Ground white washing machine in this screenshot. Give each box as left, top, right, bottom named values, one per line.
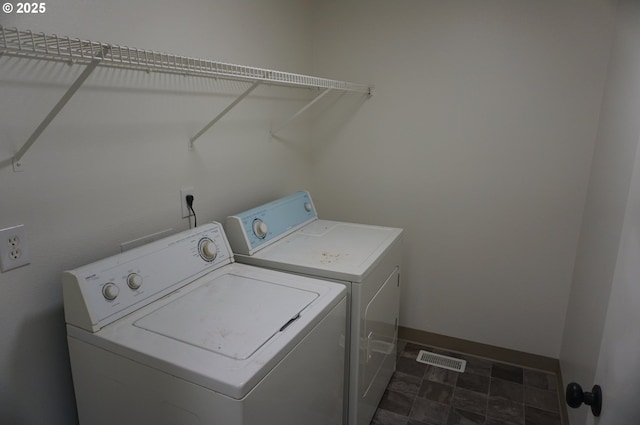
left=226, top=191, right=402, bottom=425
left=62, top=222, right=346, bottom=425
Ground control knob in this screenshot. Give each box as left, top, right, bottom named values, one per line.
left=127, top=273, right=143, bottom=290
left=199, top=238, right=218, bottom=262
left=253, top=219, right=268, bottom=239
left=102, top=283, right=120, bottom=301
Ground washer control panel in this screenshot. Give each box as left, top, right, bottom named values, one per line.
left=63, top=222, right=232, bottom=332
left=226, top=191, right=317, bottom=255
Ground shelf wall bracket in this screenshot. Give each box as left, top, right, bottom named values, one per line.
left=270, top=88, right=332, bottom=137
left=12, top=45, right=110, bottom=171
left=190, top=80, right=262, bottom=147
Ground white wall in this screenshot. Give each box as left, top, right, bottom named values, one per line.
left=560, top=1, right=640, bottom=424
left=0, top=1, right=315, bottom=423
left=310, top=0, right=616, bottom=358
left=589, top=132, right=640, bottom=425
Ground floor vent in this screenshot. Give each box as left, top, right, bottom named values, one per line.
left=416, top=350, right=466, bottom=373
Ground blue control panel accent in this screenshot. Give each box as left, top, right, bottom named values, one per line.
left=233, top=191, right=317, bottom=251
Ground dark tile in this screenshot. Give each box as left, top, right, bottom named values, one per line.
left=524, top=386, right=559, bottom=413
left=397, top=356, right=428, bottom=377
left=407, top=420, right=436, bottom=425
left=458, top=354, right=492, bottom=377
left=524, top=405, right=561, bottom=425
left=371, top=408, right=410, bottom=425
left=456, top=372, right=490, bottom=394
left=487, top=398, right=524, bottom=425
left=424, top=365, right=459, bottom=386
left=382, top=348, right=565, bottom=425
left=379, top=390, right=414, bottom=416
left=486, top=418, right=522, bottom=425
left=490, top=378, right=524, bottom=403
left=418, top=381, right=454, bottom=404
left=408, top=420, right=436, bottom=425
left=523, top=369, right=557, bottom=391
left=398, top=339, right=408, bottom=355
left=491, top=363, right=523, bottom=384
left=410, top=398, right=450, bottom=425
left=447, top=408, right=485, bottom=425
left=388, top=372, right=422, bottom=396
left=451, top=388, right=488, bottom=415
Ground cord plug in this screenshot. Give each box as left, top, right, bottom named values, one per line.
left=185, top=194, right=197, bottom=228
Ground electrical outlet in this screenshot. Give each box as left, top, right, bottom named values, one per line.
left=0, top=224, right=30, bottom=272
left=180, top=187, right=195, bottom=219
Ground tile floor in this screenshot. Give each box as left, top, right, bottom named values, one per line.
left=370, top=340, right=563, bottom=425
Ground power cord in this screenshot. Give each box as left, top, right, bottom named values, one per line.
left=186, top=194, right=197, bottom=228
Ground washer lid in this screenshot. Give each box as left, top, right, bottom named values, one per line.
left=133, top=273, right=318, bottom=360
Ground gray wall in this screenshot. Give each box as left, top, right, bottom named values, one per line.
left=311, top=0, right=615, bottom=357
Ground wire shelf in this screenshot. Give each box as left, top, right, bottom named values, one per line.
left=0, top=26, right=371, bottom=93
left=0, top=25, right=372, bottom=169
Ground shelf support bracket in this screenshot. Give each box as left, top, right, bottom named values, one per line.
left=190, top=80, right=262, bottom=147
left=12, top=46, right=110, bottom=171
left=270, top=88, right=332, bottom=137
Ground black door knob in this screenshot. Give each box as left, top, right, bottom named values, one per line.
left=566, top=382, right=602, bottom=416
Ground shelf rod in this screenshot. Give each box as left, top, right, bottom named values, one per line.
left=1, top=26, right=371, bottom=94
left=271, top=88, right=332, bottom=136
left=190, top=80, right=262, bottom=147
left=12, top=46, right=110, bottom=169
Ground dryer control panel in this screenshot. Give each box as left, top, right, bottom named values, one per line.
left=226, top=191, right=317, bottom=255
left=62, top=222, right=233, bottom=332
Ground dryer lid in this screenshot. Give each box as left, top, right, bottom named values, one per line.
left=248, top=220, right=402, bottom=282
left=133, top=273, right=318, bottom=360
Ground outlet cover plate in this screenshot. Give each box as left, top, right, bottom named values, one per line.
left=180, top=187, right=195, bottom=219
left=0, top=224, right=31, bottom=272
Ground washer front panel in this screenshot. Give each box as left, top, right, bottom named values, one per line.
left=67, top=263, right=347, bottom=400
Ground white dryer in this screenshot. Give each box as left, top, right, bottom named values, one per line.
left=226, top=191, right=402, bottom=425
left=62, top=222, right=346, bottom=425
